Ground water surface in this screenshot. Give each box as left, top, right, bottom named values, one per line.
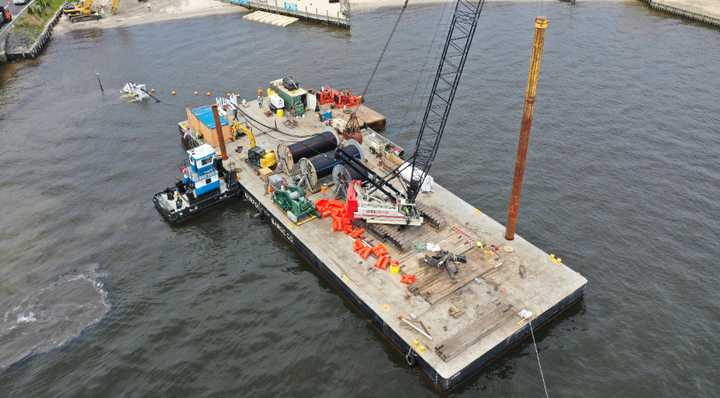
left=1, top=1, right=719, bottom=396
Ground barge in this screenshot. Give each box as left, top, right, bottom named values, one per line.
left=165, top=86, right=587, bottom=390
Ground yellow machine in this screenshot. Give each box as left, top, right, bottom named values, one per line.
left=111, top=0, right=120, bottom=15
left=250, top=148, right=277, bottom=169
left=231, top=120, right=254, bottom=145
left=234, top=121, right=277, bottom=169
left=65, top=0, right=101, bottom=23
left=63, top=0, right=92, bottom=16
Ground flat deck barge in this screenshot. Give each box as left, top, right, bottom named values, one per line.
left=178, top=95, right=587, bottom=390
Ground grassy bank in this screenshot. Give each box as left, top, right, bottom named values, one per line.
left=13, top=0, right=66, bottom=39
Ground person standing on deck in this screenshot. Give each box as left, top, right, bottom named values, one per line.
left=257, top=88, right=263, bottom=108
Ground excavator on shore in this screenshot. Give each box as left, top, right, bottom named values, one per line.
left=63, top=0, right=101, bottom=23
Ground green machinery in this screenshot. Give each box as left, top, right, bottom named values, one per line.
left=272, top=185, right=317, bottom=223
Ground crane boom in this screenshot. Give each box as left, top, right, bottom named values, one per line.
left=336, top=0, right=485, bottom=227
left=407, top=0, right=485, bottom=203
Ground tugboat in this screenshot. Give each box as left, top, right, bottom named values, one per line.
left=153, top=144, right=242, bottom=224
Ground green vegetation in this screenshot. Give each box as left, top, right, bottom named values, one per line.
left=13, top=0, right=66, bottom=39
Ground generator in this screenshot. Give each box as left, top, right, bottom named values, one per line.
left=248, top=146, right=277, bottom=169
left=272, top=185, right=317, bottom=223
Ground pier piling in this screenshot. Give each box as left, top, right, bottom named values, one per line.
left=96, top=73, right=104, bottom=93
left=211, top=104, right=229, bottom=160
left=505, top=17, right=548, bottom=241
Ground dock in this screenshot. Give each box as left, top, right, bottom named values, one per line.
left=179, top=92, right=587, bottom=390
left=229, top=0, right=350, bottom=28
left=641, top=0, right=720, bottom=28
left=243, top=11, right=299, bottom=27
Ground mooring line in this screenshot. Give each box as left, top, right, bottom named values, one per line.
left=529, top=319, right=550, bottom=398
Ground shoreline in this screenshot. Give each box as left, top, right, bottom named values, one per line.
left=58, top=0, right=245, bottom=32
left=639, top=0, right=720, bottom=28
left=58, top=0, right=628, bottom=32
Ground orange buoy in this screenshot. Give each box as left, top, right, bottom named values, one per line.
left=206, top=91, right=212, bottom=96
left=171, top=90, right=177, bottom=96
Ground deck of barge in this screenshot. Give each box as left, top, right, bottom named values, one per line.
left=188, top=99, right=587, bottom=389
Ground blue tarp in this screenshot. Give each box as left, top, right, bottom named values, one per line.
left=192, top=106, right=228, bottom=129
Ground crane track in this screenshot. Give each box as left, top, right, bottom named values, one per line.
left=416, top=203, right=446, bottom=230
left=367, top=223, right=412, bottom=252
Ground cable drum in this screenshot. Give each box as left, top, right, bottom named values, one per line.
left=296, top=143, right=362, bottom=192
left=332, top=163, right=367, bottom=198
left=278, top=130, right=338, bottom=173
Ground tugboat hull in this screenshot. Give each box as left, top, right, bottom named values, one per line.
left=152, top=184, right=243, bottom=225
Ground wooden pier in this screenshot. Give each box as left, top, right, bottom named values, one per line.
left=180, top=97, right=587, bottom=390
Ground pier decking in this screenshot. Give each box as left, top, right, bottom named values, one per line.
left=642, top=0, right=720, bottom=28
left=229, top=0, right=350, bottom=28
left=184, top=99, right=587, bottom=390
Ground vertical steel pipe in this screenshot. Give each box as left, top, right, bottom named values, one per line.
left=505, top=17, right=549, bottom=241
left=211, top=104, right=229, bottom=160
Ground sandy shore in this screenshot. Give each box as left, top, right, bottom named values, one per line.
left=54, top=0, right=624, bottom=31
left=57, top=0, right=244, bottom=31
